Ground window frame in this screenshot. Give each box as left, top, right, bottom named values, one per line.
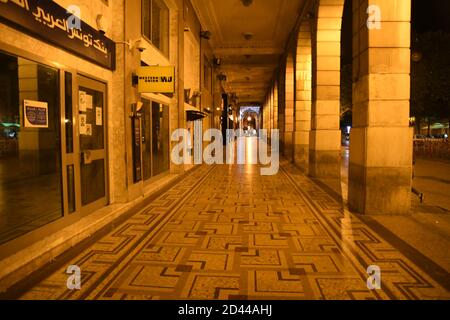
left=141, top=0, right=170, bottom=58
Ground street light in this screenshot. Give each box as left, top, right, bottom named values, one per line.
left=411, top=51, right=422, bottom=62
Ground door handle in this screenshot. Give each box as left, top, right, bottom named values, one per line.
left=81, top=150, right=92, bottom=165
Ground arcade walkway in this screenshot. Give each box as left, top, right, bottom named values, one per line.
left=6, top=156, right=449, bottom=300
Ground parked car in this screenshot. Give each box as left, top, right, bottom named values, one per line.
left=433, top=133, right=449, bottom=139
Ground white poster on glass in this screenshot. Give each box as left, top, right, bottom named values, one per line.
left=24, top=100, right=48, bottom=128
left=86, top=94, right=93, bottom=110
left=79, top=114, right=87, bottom=135
left=96, top=107, right=102, bottom=126
left=85, top=124, right=92, bottom=136
left=79, top=91, right=87, bottom=112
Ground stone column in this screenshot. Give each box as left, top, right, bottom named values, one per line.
left=269, top=83, right=273, bottom=137
left=263, top=95, right=269, bottom=134
left=349, top=0, right=412, bottom=214
left=284, top=55, right=295, bottom=160
left=273, top=80, right=279, bottom=130
left=110, top=0, right=128, bottom=203
left=294, top=21, right=312, bottom=173
left=278, top=66, right=286, bottom=154
left=309, top=0, right=343, bottom=178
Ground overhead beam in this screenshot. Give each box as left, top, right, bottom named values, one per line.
left=214, top=47, right=284, bottom=56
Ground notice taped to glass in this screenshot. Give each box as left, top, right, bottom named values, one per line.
left=24, top=100, right=48, bottom=128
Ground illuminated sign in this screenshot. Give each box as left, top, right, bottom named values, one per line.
left=138, top=66, right=175, bottom=93
left=0, top=0, right=115, bottom=70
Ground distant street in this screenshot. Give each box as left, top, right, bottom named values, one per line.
left=414, top=157, right=450, bottom=211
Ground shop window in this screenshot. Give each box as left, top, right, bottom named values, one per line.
left=141, top=100, right=169, bottom=180
left=0, top=51, right=62, bottom=244
left=142, top=0, right=170, bottom=57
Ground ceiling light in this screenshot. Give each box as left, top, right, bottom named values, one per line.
left=411, top=51, right=422, bottom=62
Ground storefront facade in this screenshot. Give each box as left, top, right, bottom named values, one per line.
left=0, top=0, right=223, bottom=283
left=0, top=0, right=118, bottom=255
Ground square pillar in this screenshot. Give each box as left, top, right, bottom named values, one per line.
left=294, top=22, right=312, bottom=173
left=348, top=0, right=412, bottom=214
left=309, top=1, right=344, bottom=178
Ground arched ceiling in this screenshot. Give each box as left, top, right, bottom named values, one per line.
left=190, top=0, right=307, bottom=105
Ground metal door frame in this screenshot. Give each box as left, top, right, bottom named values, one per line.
left=75, top=75, right=109, bottom=216
left=0, top=42, right=110, bottom=257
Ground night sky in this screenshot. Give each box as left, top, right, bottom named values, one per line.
left=341, top=0, right=450, bottom=65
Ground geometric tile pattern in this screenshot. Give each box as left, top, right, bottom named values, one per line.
left=17, top=162, right=450, bottom=300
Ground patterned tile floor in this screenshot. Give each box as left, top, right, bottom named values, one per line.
left=13, top=160, right=450, bottom=300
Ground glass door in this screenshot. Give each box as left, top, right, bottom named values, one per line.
left=151, top=101, right=169, bottom=176
left=141, top=100, right=169, bottom=181
left=76, top=75, right=108, bottom=214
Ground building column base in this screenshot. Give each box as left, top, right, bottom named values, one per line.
left=294, top=144, right=309, bottom=173
left=348, top=164, right=412, bottom=215
left=308, top=150, right=340, bottom=178
left=283, top=131, right=294, bottom=160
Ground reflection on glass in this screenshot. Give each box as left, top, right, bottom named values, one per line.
left=142, top=0, right=169, bottom=57
left=81, top=159, right=105, bottom=206
left=152, top=1, right=161, bottom=48
left=0, top=52, right=62, bottom=244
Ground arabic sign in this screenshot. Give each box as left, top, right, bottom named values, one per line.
left=24, top=99, right=48, bottom=128
left=138, top=66, right=175, bottom=93
left=132, top=116, right=142, bottom=183
left=0, top=0, right=115, bottom=70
